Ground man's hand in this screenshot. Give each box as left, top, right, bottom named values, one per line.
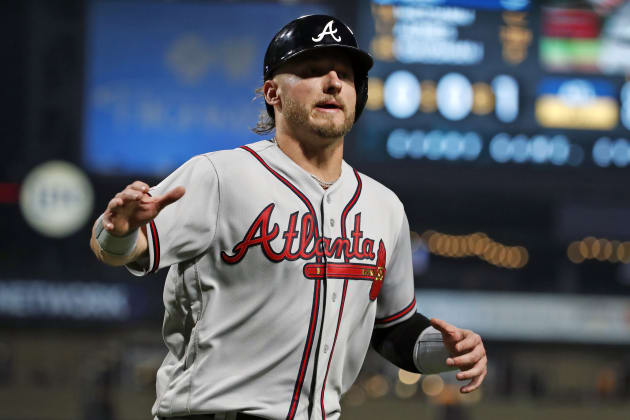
left=90, top=181, right=185, bottom=266
left=102, top=181, right=185, bottom=236
left=430, top=318, right=487, bottom=393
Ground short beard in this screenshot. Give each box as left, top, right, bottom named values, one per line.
left=283, top=95, right=355, bottom=139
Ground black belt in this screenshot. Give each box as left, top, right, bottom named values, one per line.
left=159, top=414, right=266, bottom=420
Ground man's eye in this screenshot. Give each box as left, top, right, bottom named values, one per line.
left=343, top=73, right=355, bottom=82
left=301, top=68, right=319, bottom=77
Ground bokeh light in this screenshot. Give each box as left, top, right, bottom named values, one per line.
left=398, top=369, right=421, bottom=385
left=394, top=381, right=418, bottom=399
left=422, top=230, right=529, bottom=269
left=421, top=374, right=445, bottom=397
left=568, top=237, right=630, bottom=264
left=364, top=374, right=389, bottom=399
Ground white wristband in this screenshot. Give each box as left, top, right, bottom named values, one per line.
left=94, top=214, right=138, bottom=256
left=413, top=326, right=457, bottom=374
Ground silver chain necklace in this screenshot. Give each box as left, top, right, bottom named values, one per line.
left=310, top=174, right=335, bottom=188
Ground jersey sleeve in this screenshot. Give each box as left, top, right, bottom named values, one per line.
left=374, top=210, right=418, bottom=328
left=126, top=154, right=220, bottom=276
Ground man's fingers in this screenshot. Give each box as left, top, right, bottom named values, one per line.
left=102, top=211, right=114, bottom=230
left=117, top=190, right=143, bottom=202
left=155, top=186, right=186, bottom=211
left=431, top=318, right=463, bottom=342
left=430, top=321, right=487, bottom=393
left=430, top=318, right=455, bottom=334
left=453, top=331, right=481, bottom=353
left=448, top=345, right=485, bottom=367
left=128, top=181, right=150, bottom=193
left=107, top=197, right=123, bottom=210
left=456, top=356, right=487, bottom=380
left=102, top=184, right=181, bottom=235
left=460, top=370, right=486, bottom=393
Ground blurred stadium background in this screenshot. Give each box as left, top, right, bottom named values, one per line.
left=2, top=0, right=630, bottom=419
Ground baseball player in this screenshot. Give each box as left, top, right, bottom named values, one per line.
left=89, top=15, right=487, bottom=420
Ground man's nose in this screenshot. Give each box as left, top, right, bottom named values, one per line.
left=323, top=70, right=342, bottom=94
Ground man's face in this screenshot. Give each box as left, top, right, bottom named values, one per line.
left=273, top=50, right=357, bottom=139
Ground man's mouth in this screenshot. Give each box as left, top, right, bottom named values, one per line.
left=315, top=100, right=343, bottom=111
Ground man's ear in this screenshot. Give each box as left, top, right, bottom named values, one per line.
left=264, top=79, right=280, bottom=108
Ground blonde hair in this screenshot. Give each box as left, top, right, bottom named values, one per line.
left=251, top=86, right=275, bottom=135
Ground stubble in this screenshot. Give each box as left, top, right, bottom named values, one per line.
left=283, top=95, right=355, bottom=139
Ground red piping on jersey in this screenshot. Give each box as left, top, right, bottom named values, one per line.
left=148, top=220, right=160, bottom=273
left=145, top=192, right=160, bottom=274
left=240, top=146, right=320, bottom=237
left=238, top=145, right=321, bottom=420
left=287, top=278, right=321, bottom=420
left=374, top=296, right=417, bottom=325
left=320, top=168, right=362, bottom=418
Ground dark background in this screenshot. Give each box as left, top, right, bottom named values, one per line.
left=1, top=1, right=629, bottom=419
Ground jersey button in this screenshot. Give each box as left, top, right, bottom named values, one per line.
left=326, top=195, right=331, bottom=204
left=329, top=218, right=335, bottom=227
left=332, top=293, right=337, bottom=302
left=324, top=344, right=330, bottom=353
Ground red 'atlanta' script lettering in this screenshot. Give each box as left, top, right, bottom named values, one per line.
left=221, top=203, right=375, bottom=264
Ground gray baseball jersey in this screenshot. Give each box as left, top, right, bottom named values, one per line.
left=128, top=139, right=417, bottom=420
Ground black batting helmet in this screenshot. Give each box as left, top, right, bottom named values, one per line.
left=263, top=14, right=374, bottom=122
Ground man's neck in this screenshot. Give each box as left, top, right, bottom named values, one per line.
left=274, top=131, right=344, bottom=183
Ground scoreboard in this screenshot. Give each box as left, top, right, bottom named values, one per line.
left=351, top=0, right=630, bottom=170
